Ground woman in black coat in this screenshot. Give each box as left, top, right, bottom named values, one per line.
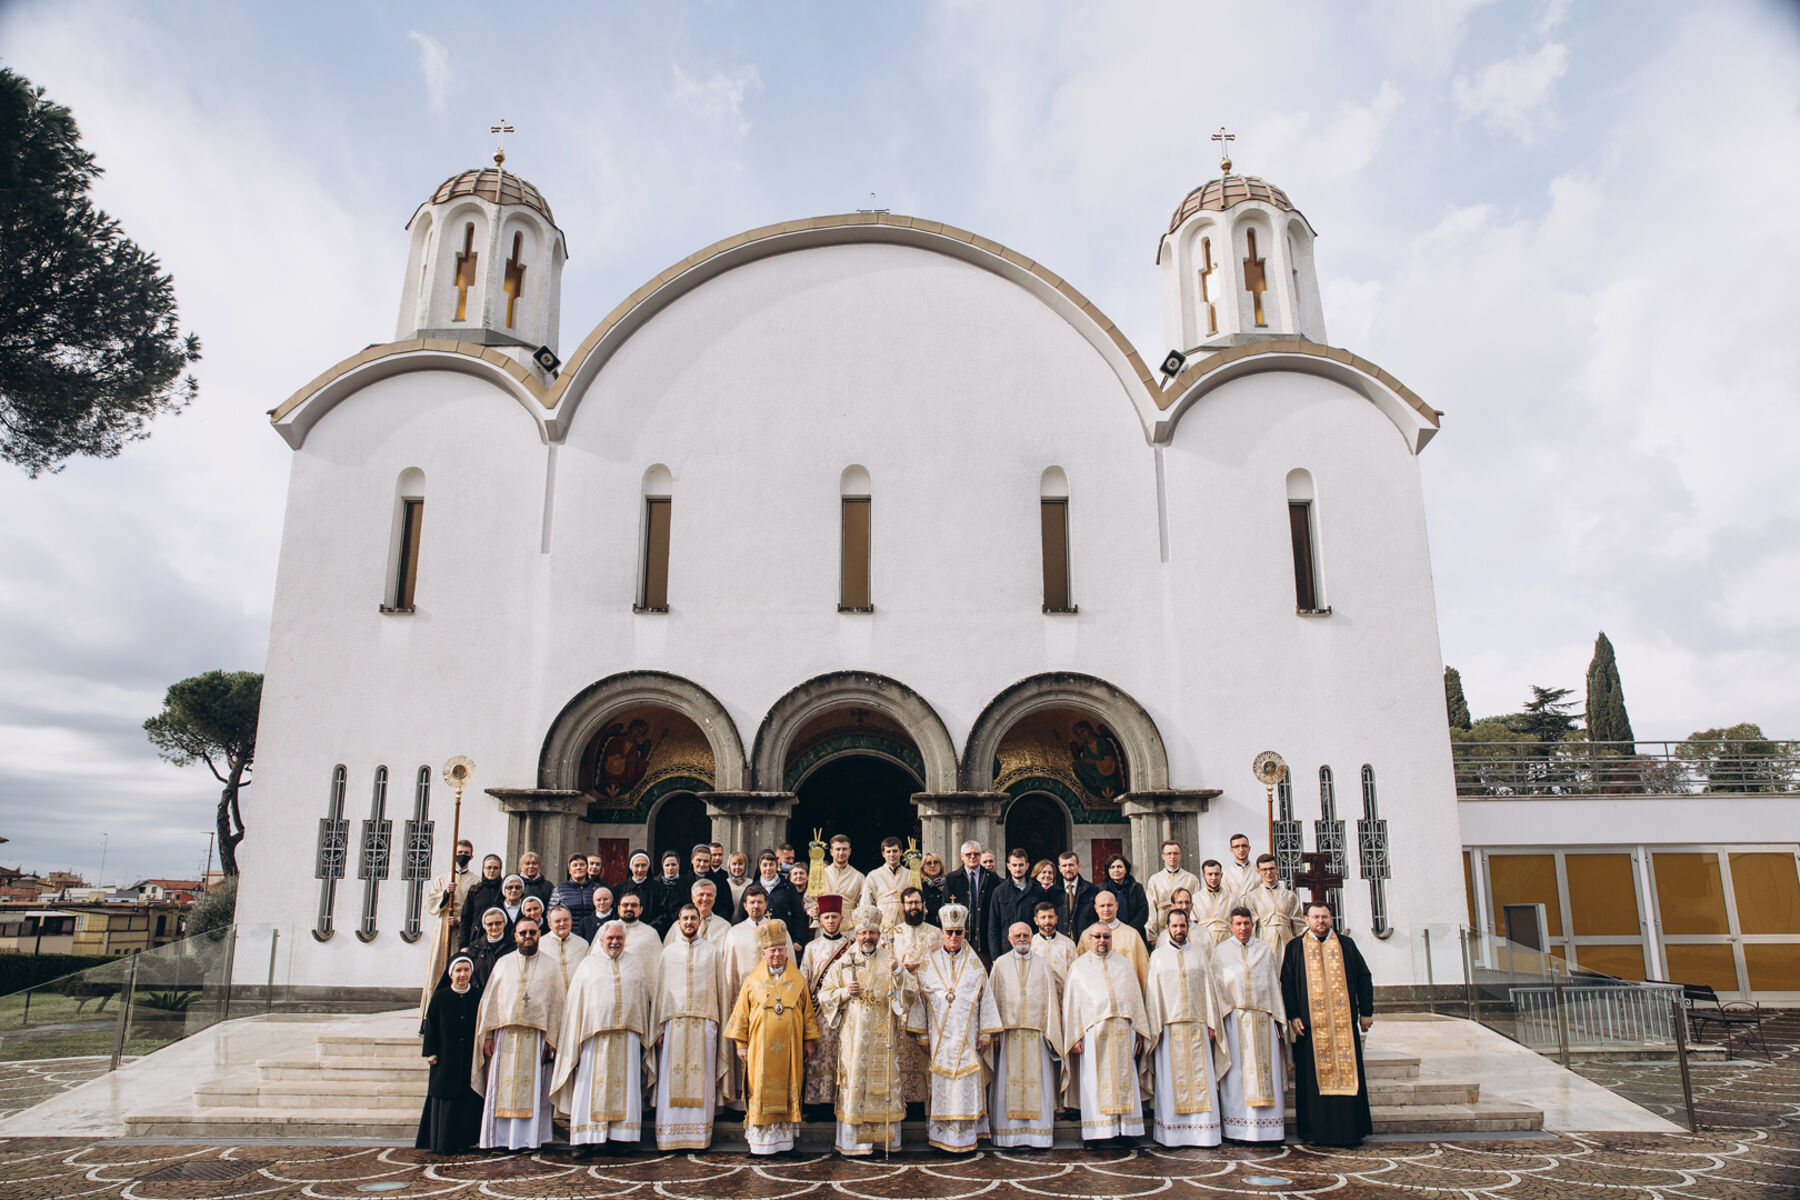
left=463, top=907, right=514, bottom=988
left=1102, top=853, right=1150, bottom=940
left=416, top=955, right=484, bottom=1154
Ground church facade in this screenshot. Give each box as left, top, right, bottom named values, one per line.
left=238, top=155, right=1461, bottom=990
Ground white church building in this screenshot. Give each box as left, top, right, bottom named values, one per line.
left=238, top=149, right=1462, bottom=992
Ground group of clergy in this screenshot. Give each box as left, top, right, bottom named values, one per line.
left=416, top=832, right=1377, bottom=1157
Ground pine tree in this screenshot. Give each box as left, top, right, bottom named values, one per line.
left=1444, top=666, right=1471, bottom=730
left=1585, top=632, right=1635, bottom=751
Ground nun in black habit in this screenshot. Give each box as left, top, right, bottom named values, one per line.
left=416, top=954, right=485, bottom=1154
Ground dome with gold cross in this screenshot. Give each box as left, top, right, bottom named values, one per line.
left=418, top=167, right=558, bottom=228
left=1161, top=174, right=1312, bottom=251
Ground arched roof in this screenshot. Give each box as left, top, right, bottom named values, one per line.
left=270, top=213, right=1441, bottom=454
left=410, top=167, right=557, bottom=228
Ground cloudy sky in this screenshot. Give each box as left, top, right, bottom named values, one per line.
left=2, top=0, right=1796, bottom=885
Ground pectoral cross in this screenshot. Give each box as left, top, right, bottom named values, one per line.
left=453, top=224, right=478, bottom=322
left=1291, top=851, right=1344, bottom=906
left=1212, top=126, right=1235, bottom=174
left=1243, top=228, right=1268, bottom=327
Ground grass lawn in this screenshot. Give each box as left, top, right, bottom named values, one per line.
left=0, top=990, right=120, bottom=1029
left=0, top=1031, right=176, bottom=1061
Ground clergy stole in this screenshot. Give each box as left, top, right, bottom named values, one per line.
left=1302, top=932, right=1360, bottom=1096
left=497, top=955, right=543, bottom=1118
left=1162, top=960, right=1212, bottom=1116
left=1004, top=956, right=1039, bottom=1119
left=666, top=948, right=711, bottom=1108
left=585, top=961, right=632, bottom=1122
left=1229, top=939, right=1278, bottom=1108
left=993, top=952, right=1057, bottom=1120
left=1085, top=960, right=1135, bottom=1116
left=838, top=949, right=902, bottom=1120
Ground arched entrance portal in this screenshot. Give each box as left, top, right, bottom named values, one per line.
left=652, top=793, right=711, bottom=865
left=1002, top=793, right=1070, bottom=873
left=788, top=757, right=922, bottom=873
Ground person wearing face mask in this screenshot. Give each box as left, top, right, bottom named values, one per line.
left=417, top=954, right=484, bottom=1154
left=421, top=839, right=476, bottom=1024
left=473, top=917, right=566, bottom=1151
left=460, top=854, right=506, bottom=950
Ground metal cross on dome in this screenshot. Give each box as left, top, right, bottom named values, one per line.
left=1212, top=126, right=1235, bottom=174
left=490, top=119, right=515, bottom=165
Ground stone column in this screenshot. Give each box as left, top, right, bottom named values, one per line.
left=1120, top=789, right=1220, bottom=873
left=912, top=792, right=1007, bottom=863
left=700, top=792, right=796, bottom=859
left=491, top=789, right=588, bottom=875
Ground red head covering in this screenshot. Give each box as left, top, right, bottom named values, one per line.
left=816, top=894, right=843, bottom=916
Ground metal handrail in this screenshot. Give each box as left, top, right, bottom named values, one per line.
left=1452, top=738, right=1798, bottom=796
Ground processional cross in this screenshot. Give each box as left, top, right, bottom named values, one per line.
left=1290, top=851, right=1345, bottom=907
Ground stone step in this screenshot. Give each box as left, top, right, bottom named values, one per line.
left=260, top=1054, right=429, bottom=1081
left=194, top=1075, right=422, bottom=1112
left=1371, top=1100, right=1544, bottom=1135
left=1369, top=1080, right=1479, bottom=1107
left=316, top=1034, right=421, bottom=1058
left=1362, top=1049, right=1420, bottom=1081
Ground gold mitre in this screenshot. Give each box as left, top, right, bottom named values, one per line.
left=852, top=905, right=883, bottom=933
left=756, top=921, right=789, bottom=949
left=939, top=902, right=969, bottom=931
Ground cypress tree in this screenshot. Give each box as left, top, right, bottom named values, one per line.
left=1444, top=666, right=1471, bottom=730
left=1585, top=632, right=1635, bottom=751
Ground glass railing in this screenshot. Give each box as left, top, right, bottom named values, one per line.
left=0, top=923, right=295, bottom=1068
left=1415, top=923, right=1698, bottom=1130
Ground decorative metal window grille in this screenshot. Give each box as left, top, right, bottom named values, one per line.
left=314, top=766, right=349, bottom=939
left=357, top=767, right=391, bottom=940
left=1315, top=766, right=1346, bottom=920
left=1273, top=777, right=1303, bottom=886
left=401, top=766, right=434, bottom=941
left=1357, top=764, right=1391, bottom=936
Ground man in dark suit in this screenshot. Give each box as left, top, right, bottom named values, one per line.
left=984, top=847, right=1041, bottom=961
left=1055, top=850, right=1099, bottom=937
left=945, top=840, right=993, bottom=961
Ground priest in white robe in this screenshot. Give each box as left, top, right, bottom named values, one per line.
left=1151, top=889, right=1194, bottom=948
left=1213, top=906, right=1288, bottom=1142
left=1143, top=841, right=1200, bottom=945
left=1028, top=901, right=1078, bottom=992
left=472, top=918, right=567, bottom=1150
left=988, top=921, right=1063, bottom=1149
left=889, top=887, right=941, bottom=1108
left=720, top=885, right=792, bottom=1111
left=1246, top=855, right=1305, bottom=956
left=800, top=894, right=854, bottom=1108
left=1191, top=861, right=1236, bottom=945
left=1222, top=834, right=1258, bottom=899
left=1061, top=922, right=1152, bottom=1143
left=1143, top=911, right=1230, bottom=1147
left=651, top=904, right=730, bottom=1150
left=821, top=834, right=866, bottom=914
left=419, top=839, right=474, bottom=1021
left=906, top=902, right=1000, bottom=1153
left=541, top=905, right=590, bottom=991
left=863, top=837, right=910, bottom=931
left=550, top=923, right=651, bottom=1155
left=818, top=906, right=911, bottom=1155
left=665, top=880, right=731, bottom=948
left=613, top=893, right=664, bottom=989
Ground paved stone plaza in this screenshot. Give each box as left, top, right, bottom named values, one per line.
left=0, top=1015, right=1793, bottom=1200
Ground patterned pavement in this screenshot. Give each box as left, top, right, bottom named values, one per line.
left=0, top=1014, right=1794, bottom=1199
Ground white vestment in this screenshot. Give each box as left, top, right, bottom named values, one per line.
left=541, top=931, right=590, bottom=991
left=987, top=948, right=1063, bottom=1148
left=907, top=946, right=1001, bottom=1152
left=888, top=919, right=942, bottom=1102
left=1144, top=867, right=1200, bottom=943
left=1246, top=884, right=1305, bottom=956
left=821, top=862, right=866, bottom=912
left=1191, top=886, right=1236, bottom=945
left=863, top=863, right=909, bottom=929
left=651, top=935, right=729, bottom=1150
left=617, top=919, right=664, bottom=993
left=1061, top=949, right=1151, bottom=1141
left=1029, top=930, right=1078, bottom=994
left=819, top=942, right=912, bottom=1155
left=1222, top=858, right=1258, bottom=900
left=549, top=950, right=652, bottom=1145
left=419, top=866, right=473, bottom=1018
left=1213, top=934, right=1288, bottom=1142
left=663, top=912, right=731, bottom=949
left=801, top=933, right=854, bottom=1104
left=1144, top=939, right=1231, bottom=1147
left=473, top=951, right=567, bottom=1151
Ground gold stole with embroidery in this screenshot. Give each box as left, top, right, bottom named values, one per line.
left=1302, top=931, right=1360, bottom=1096
left=496, top=956, right=540, bottom=1118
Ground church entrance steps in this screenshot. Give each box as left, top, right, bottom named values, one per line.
left=258, top=1053, right=426, bottom=1081
left=124, top=1106, right=419, bottom=1141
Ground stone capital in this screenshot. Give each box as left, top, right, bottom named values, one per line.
left=699, top=791, right=796, bottom=820
left=911, top=791, right=1007, bottom=817
left=1119, top=788, right=1219, bottom=818
left=487, top=788, right=586, bottom=816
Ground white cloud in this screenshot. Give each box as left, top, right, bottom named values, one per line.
left=1453, top=42, right=1569, bottom=141
left=406, top=31, right=452, bottom=115
left=670, top=64, right=762, bottom=137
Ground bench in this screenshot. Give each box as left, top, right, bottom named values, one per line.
left=1659, top=981, right=1769, bottom=1060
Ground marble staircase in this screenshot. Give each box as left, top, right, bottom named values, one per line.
left=125, top=1012, right=1543, bottom=1142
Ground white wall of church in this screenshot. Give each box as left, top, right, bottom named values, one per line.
left=242, top=239, right=1459, bottom=991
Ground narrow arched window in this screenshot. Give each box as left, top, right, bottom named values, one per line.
left=1286, top=468, right=1326, bottom=614
left=1273, top=775, right=1301, bottom=885
left=1316, top=766, right=1346, bottom=920
left=400, top=766, right=434, bottom=941
left=1040, top=467, right=1074, bottom=612
left=1358, top=764, right=1391, bottom=937
left=313, top=766, right=349, bottom=941
left=840, top=465, right=872, bottom=612
left=356, top=767, right=392, bottom=941
left=637, top=465, right=673, bottom=612
left=384, top=469, right=426, bottom=613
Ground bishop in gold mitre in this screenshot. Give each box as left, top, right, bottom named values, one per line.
left=724, top=917, right=822, bottom=1156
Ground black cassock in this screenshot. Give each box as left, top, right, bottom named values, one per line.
left=1280, top=931, right=1375, bottom=1147
left=415, top=982, right=485, bottom=1154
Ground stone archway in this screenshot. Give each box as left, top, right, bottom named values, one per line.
left=961, top=672, right=1170, bottom=793
left=540, top=671, right=747, bottom=791
left=751, top=672, right=957, bottom=794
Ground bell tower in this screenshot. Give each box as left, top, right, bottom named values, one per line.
left=1157, top=130, right=1326, bottom=356
left=396, top=124, right=568, bottom=360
